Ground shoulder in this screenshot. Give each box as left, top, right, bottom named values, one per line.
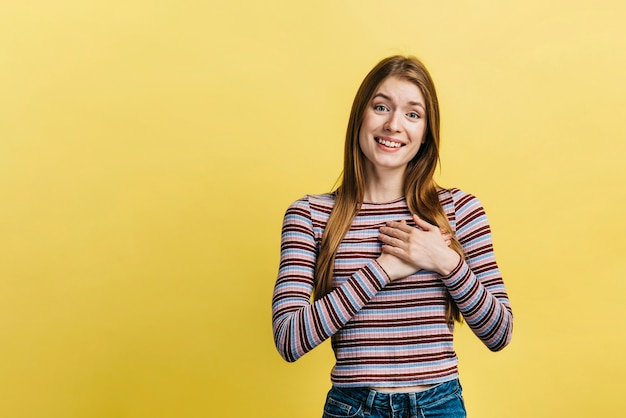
left=284, top=193, right=336, bottom=219
left=306, top=192, right=336, bottom=208
left=439, top=188, right=492, bottom=239
left=438, top=187, right=484, bottom=211
left=283, top=194, right=335, bottom=237
left=438, top=188, right=489, bottom=229
left=286, top=193, right=335, bottom=210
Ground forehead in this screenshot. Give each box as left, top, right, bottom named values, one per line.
left=374, top=76, right=425, bottom=104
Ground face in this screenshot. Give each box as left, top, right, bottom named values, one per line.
left=358, top=76, right=427, bottom=177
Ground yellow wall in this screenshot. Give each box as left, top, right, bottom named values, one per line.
left=1, top=1, right=625, bottom=417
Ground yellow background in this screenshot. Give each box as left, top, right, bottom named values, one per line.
left=1, top=1, right=625, bottom=417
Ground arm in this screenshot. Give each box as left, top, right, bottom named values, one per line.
left=272, top=197, right=391, bottom=362
left=377, top=191, right=513, bottom=351
left=441, top=191, right=513, bottom=351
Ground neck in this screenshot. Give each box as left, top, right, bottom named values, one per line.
left=363, top=167, right=405, bottom=203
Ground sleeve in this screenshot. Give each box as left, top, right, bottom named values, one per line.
left=271, top=197, right=391, bottom=362
left=440, top=191, right=513, bottom=351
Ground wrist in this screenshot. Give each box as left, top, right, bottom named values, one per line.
left=438, top=250, right=462, bottom=276
left=376, top=254, right=396, bottom=281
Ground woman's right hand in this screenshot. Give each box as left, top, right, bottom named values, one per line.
left=376, top=218, right=453, bottom=281
left=376, top=251, right=419, bottom=281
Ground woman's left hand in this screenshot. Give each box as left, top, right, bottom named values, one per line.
left=378, top=214, right=461, bottom=276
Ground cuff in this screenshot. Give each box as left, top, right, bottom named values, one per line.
left=440, top=255, right=465, bottom=283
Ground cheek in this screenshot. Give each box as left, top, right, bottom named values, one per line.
left=408, top=130, right=427, bottom=157
left=358, top=127, right=368, bottom=151
left=357, top=140, right=368, bottom=163
left=413, top=124, right=427, bottom=143
left=360, top=111, right=377, bottom=132
left=407, top=143, right=421, bottom=159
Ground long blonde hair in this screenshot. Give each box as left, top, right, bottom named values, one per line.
left=315, top=55, right=464, bottom=327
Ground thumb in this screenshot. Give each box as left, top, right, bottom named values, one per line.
left=412, top=214, right=435, bottom=231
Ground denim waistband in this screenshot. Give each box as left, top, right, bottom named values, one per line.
left=332, top=379, right=461, bottom=412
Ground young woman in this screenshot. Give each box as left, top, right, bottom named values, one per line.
left=272, top=55, right=513, bottom=418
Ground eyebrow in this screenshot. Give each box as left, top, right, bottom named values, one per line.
left=373, top=92, right=425, bottom=109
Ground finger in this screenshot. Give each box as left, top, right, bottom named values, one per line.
left=378, top=233, right=405, bottom=248
left=381, top=244, right=405, bottom=258
left=412, top=214, right=436, bottom=231
left=380, top=225, right=409, bottom=241
left=386, top=220, right=414, bottom=233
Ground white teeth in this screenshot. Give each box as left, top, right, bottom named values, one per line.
left=376, top=137, right=402, bottom=148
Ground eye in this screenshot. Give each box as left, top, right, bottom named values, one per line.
left=374, top=104, right=388, bottom=112
left=407, top=112, right=421, bottom=119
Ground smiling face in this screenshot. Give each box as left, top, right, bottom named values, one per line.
left=358, top=76, right=427, bottom=178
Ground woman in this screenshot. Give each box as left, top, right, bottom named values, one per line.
left=272, top=55, right=513, bottom=418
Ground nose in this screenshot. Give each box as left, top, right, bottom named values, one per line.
left=384, top=110, right=401, bottom=132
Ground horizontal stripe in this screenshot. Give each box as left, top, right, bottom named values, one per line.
left=272, top=188, right=513, bottom=384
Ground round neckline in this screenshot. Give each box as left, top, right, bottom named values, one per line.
left=360, top=196, right=406, bottom=205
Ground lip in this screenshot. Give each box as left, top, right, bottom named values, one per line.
left=375, top=136, right=405, bottom=149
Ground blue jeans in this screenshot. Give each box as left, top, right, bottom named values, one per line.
left=322, top=379, right=466, bottom=418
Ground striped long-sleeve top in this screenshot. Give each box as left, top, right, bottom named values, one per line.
left=272, top=188, right=513, bottom=387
